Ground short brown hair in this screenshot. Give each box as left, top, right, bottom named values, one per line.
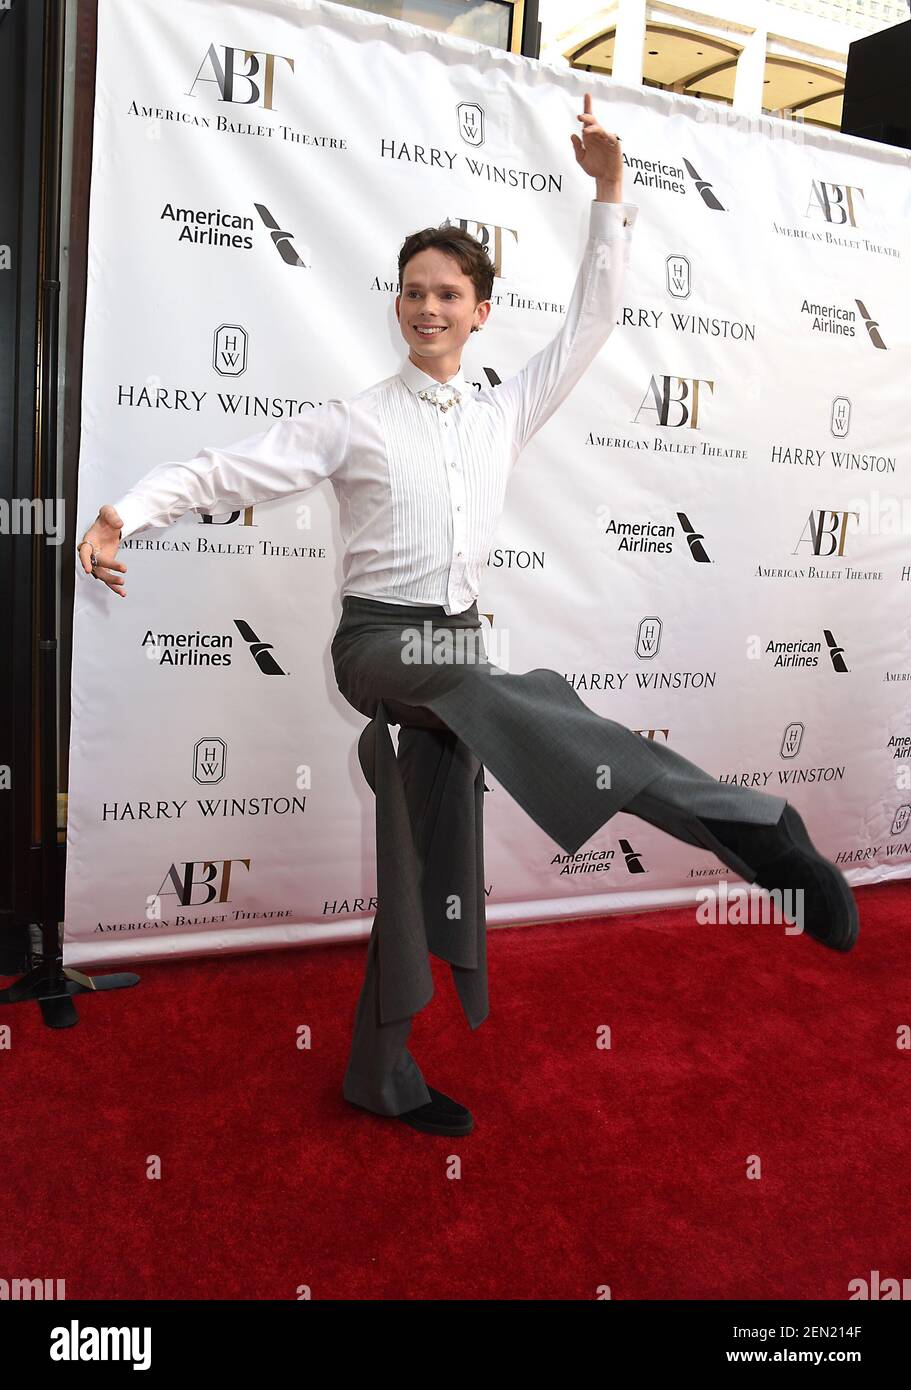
left=397, top=223, right=495, bottom=323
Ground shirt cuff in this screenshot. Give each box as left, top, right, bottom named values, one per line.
left=110, top=494, right=149, bottom=541
left=590, top=198, right=638, bottom=233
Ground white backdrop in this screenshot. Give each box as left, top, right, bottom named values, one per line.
left=65, top=0, right=911, bottom=968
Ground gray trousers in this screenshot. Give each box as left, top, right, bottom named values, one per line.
left=333, top=595, right=789, bottom=1118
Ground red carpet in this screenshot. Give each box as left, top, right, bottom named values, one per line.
left=1, top=881, right=905, bottom=1300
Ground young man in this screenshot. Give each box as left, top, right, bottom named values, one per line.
left=78, top=93, right=858, bottom=1139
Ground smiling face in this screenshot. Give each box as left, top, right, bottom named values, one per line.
left=395, top=247, right=491, bottom=382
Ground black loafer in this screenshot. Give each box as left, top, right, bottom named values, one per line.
left=346, top=1085, right=474, bottom=1135
left=705, top=804, right=859, bottom=952
left=397, top=1086, right=474, bottom=1136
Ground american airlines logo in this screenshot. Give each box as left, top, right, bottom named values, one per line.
left=140, top=621, right=287, bottom=671
left=681, top=157, right=726, bottom=211
left=856, top=299, right=887, bottom=349
left=254, top=203, right=310, bottom=267
left=761, top=631, right=849, bottom=673
left=618, top=839, right=647, bottom=873
left=156, top=202, right=311, bottom=267
left=622, top=152, right=726, bottom=211
left=233, top=619, right=287, bottom=675
left=596, top=511, right=713, bottom=563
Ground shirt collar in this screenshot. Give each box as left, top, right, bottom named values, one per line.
left=399, top=354, right=469, bottom=402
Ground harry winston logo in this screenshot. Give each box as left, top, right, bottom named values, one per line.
left=891, top=805, right=911, bottom=835
left=194, top=738, right=227, bottom=784
left=781, top=722, right=804, bottom=759
left=188, top=44, right=293, bottom=111
left=214, top=324, right=248, bottom=376
left=666, top=255, right=691, bottom=299
left=636, top=617, right=661, bottom=660
left=831, top=396, right=850, bottom=438
left=457, top=102, right=484, bottom=147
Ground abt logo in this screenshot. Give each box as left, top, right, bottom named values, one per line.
left=793, top=509, right=859, bottom=558
left=151, top=858, right=252, bottom=912
left=201, top=507, right=255, bottom=527
left=442, top=218, right=517, bottom=277
left=806, top=180, right=865, bottom=227
left=189, top=44, right=294, bottom=110
left=634, top=375, right=714, bottom=428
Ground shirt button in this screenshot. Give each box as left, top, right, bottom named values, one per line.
left=457, top=550, right=464, bottom=558
left=456, top=505, right=462, bottom=512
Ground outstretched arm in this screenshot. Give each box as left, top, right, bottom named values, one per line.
left=112, top=397, right=350, bottom=538
left=496, top=91, right=637, bottom=461
left=76, top=396, right=349, bottom=596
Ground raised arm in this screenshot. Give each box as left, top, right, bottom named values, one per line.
left=495, top=91, right=637, bottom=460
left=77, top=396, right=349, bottom=596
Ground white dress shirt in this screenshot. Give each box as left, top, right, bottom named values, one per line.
left=110, top=198, right=638, bottom=615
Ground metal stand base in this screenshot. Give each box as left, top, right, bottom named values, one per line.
left=0, top=962, right=141, bottom=1028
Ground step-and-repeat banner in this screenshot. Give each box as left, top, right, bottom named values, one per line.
left=66, top=0, right=911, bottom=967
